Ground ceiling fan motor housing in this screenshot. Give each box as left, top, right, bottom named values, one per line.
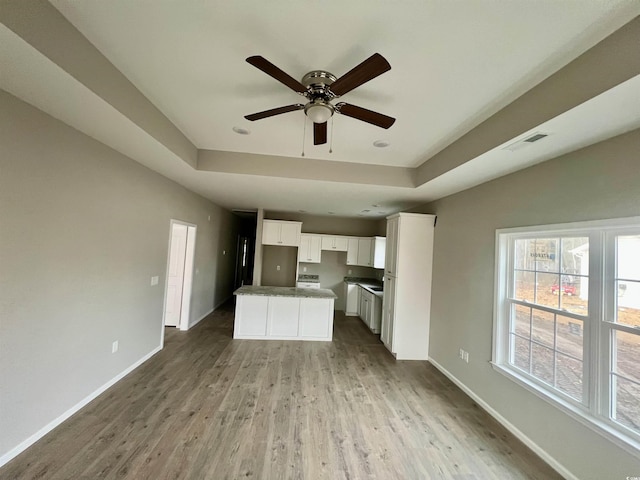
left=302, top=71, right=338, bottom=123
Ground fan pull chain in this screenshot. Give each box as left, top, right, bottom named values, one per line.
left=329, top=116, right=334, bottom=154
left=301, top=116, right=306, bottom=157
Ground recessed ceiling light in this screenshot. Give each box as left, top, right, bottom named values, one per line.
left=232, top=126, right=251, bottom=135
left=361, top=209, right=371, bottom=213
left=328, top=212, right=335, bottom=215
left=373, top=140, right=390, bottom=148
left=372, top=204, right=380, bottom=207
left=298, top=210, right=307, bottom=213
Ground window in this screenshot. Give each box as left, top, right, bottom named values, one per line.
left=493, top=217, right=640, bottom=454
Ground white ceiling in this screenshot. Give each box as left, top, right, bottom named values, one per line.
left=2, top=1, right=640, bottom=217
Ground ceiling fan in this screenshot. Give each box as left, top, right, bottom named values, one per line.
left=244, top=53, right=395, bottom=145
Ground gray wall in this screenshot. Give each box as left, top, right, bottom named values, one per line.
left=413, top=129, right=640, bottom=479
left=261, top=245, right=298, bottom=287
left=0, top=91, right=239, bottom=459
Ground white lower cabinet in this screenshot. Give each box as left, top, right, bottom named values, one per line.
left=268, top=296, right=300, bottom=337
left=234, top=293, right=334, bottom=341
left=345, top=283, right=359, bottom=316
left=235, top=295, right=269, bottom=337
left=299, top=298, right=333, bottom=339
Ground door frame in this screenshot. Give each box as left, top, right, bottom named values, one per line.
left=161, top=219, right=197, bottom=345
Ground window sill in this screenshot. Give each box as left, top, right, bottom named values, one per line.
left=491, top=361, right=640, bottom=459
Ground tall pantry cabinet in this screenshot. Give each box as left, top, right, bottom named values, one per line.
left=381, top=213, right=436, bottom=360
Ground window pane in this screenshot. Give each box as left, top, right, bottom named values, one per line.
left=616, top=280, right=640, bottom=327
left=556, top=315, right=583, bottom=360
left=510, top=334, right=530, bottom=372
left=561, top=237, right=588, bottom=274
left=512, top=304, right=531, bottom=338
left=556, top=353, right=583, bottom=401
left=617, top=235, right=640, bottom=281
left=533, top=238, right=559, bottom=272
left=515, top=238, right=537, bottom=270
left=514, top=270, right=536, bottom=302
left=614, top=330, right=640, bottom=384
left=532, top=309, right=555, bottom=348
left=613, top=375, right=640, bottom=434
left=531, top=343, right=554, bottom=386
left=561, top=276, right=588, bottom=315
left=537, top=272, right=560, bottom=309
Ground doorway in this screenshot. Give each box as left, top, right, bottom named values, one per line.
left=163, top=220, right=197, bottom=331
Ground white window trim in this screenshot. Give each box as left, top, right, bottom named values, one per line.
left=493, top=216, right=640, bottom=459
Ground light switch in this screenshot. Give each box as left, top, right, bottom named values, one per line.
left=277, top=265, right=281, bottom=271
left=150, top=276, right=159, bottom=286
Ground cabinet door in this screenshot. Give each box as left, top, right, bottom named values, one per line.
left=298, top=234, right=311, bottom=262
left=346, top=238, right=358, bottom=265
left=345, top=284, right=358, bottom=315
left=299, top=298, right=332, bottom=339
left=381, top=275, right=396, bottom=350
left=235, top=295, right=269, bottom=337
left=370, top=295, right=382, bottom=333
left=372, top=237, right=386, bottom=269
left=332, top=236, right=349, bottom=251
left=262, top=220, right=281, bottom=245
left=279, top=222, right=301, bottom=246
left=308, top=235, right=322, bottom=262
left=268, top=297, right=300, bottom=337
left=357, top=238, right=372, bottom=266
left=385, top=217, right=399, bottom=275
left=321, top=236, right=335, bottom=250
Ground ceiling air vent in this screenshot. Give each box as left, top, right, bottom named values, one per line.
left=503, top=132, right=550, bottom=152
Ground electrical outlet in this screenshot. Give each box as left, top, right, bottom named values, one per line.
left=303, top=266, right=307, bottom=272
left=112, top=340, right=119, bottom=353
left=276, top=265, right=281, bottom=271
left=223, top=250, right=226, bottom=255
left=348, top=269, right=352, bottom=275
left=464, top=351, right=469, bottom=363
left=150, top=276, right=159, bottom=286
left=459, top=348, right=464, bottom=359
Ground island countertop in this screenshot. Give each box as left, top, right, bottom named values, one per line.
left=234, top=285, right=337, bottom=299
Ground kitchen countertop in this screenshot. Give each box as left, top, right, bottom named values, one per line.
left=344, top=277, right=384, bottom=298
left=234, top=285, right=337, bottom=299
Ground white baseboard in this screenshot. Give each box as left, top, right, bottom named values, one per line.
left=188, top=308, right=214, bottom=329
left=428, top=357, right=578, bottom=480
left=0, top=345, right=162, bottom=468
left=187, top=295, right=233, bottom=330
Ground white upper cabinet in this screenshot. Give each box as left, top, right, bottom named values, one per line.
left=357, top=238, right=373, bottom=267
left=298, top=234, right=321, bottom=263
left=346, top=236, right=386, bottom=268
left=321, top=235, right=349, bottom=251
left=372, top=236, right=386, bottom=269
left=346, top=238, right=358, bottom=265
left=262, top=220, right=302, bottom=246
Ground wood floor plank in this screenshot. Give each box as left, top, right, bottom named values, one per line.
left=0, top=303, right=563, bottom=480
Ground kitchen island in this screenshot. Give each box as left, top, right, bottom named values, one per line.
left=233, top=285, right=337, bottom=341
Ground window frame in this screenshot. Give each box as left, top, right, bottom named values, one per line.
left=493, top=216, right=640, bottom=458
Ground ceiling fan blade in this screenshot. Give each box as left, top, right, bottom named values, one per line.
left=314, top=122, right=327, bottom=145
left=246, top=56, right=307, bottom=94
left=337, top=103, right=395, bottom=129
left=244, top=104, right=305, bottom=121
left=329, top=53, right=391, bottom=97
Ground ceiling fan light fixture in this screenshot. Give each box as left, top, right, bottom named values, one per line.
left=304, top=101, right=334, bottom=124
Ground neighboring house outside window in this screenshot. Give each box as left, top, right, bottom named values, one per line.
left=493, top=217, right=640, bottom=454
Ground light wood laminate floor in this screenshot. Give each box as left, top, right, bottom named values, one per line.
left=1, top=302, right=561, bottom=480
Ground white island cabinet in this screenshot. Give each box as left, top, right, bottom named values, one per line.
left=233, top=286, right=336, bottom=341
